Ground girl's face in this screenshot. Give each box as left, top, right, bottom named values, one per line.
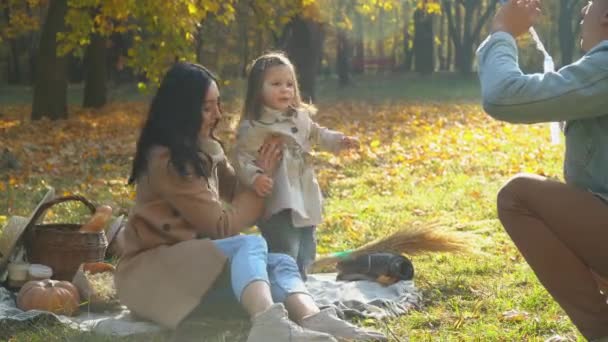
left=261, top=65, right=295, bottom=112
left=200, top=81, right=221, bottom=137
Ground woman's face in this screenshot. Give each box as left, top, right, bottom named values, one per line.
left=200, top=81, right=221, bottom=137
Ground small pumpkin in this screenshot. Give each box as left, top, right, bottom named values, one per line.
left=17, top=279, right=80, bottom=316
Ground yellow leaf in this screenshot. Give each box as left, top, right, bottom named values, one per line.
left=187, top=3, right=198, bottom=15
left=500, top=309, right=530, bottom=322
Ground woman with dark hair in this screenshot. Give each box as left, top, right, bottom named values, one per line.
left=114, top=62, right=385, bottom=342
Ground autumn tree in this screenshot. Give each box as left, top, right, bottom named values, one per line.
left=19, top=0, right=234, bottom=120
left=442, top=0, right=498, bottom=74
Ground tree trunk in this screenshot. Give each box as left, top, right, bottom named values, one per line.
left=377, top=9, right=385, bottom=59
left=413, top=8, right=434, bottom=74
left=83, top=34, right=108, bottom=108
left=439, top=10, right=447, bottom=70
left=238, top=2, right=250, bottom=77
left=353, top=11, right=365, bottom=73
left=32, top=0, right=68, bottom=121
left=456, top=36, right=474, bottom=73
left=3, top=5, right=21, bottom=84
left=255, top=27, right=264, bottom=58
left=28, top=41, right=37, bottom=84
left=282, top=16, right=324, bottom=102
left=336, top=28, right=351, bottom=86
left=456, top=2, right=474, bottom=73
left=7, top=39, right=21, bottom=84
left=558, top=0, right=576, bottom=65
left=447, top=36, right=452, bottom=71
left=401, top=2, right=412, bottom=71
left=195, top=24, right=204, bottom=65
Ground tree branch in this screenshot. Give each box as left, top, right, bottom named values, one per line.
left=472, top=0, right=499, bottom=41
left=442, top=0, right=462, bottom=50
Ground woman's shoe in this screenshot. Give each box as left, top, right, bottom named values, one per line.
left=247, top=303, right=337, bottom=342
left=301, top=306, right=388, bottom=341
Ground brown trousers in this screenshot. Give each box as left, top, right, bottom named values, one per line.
left=497, top=173, right=608, bottom=339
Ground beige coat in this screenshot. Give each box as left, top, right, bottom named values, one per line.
left=233, top=107, right=345, bottom=227
left=115, top=139, right=263, bottom=329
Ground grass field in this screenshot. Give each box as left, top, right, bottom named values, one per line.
left=0, top=74, right=583, bottom=341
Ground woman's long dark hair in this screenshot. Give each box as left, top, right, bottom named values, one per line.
left=129, top=62, right=219, bottom=184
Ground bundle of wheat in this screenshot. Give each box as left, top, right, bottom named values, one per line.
left=309, top=222, right=472, bottom=273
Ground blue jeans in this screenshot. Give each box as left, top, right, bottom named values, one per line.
left=202, top=235, right=309, bottom=309
left=258, top=210, right=317, bottom=280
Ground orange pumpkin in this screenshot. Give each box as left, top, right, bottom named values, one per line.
left=17, top=279, right=81, bottom=316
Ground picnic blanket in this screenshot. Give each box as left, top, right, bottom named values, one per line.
left=0, top=273, right=420, bottom=337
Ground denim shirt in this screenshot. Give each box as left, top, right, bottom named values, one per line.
left=477, top=32, right=608, bottom=199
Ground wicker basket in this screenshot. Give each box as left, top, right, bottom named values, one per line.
left=25, top=196, right=108, bottom=281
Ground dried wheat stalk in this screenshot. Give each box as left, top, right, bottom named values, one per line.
left=309, top=222, right=472, bottom=273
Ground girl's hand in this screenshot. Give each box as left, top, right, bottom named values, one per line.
left=256, top=135, right=284, bottom=177
left=491, top=0, right=541, bottom=38
left=341, top=136, right=360, bottom=150
left=253, top=174, right=274, bottom=197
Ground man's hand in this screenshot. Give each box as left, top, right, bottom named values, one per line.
left=491, top=0, right=541, bottom=38
left=253, top=174, right=274, bottom=197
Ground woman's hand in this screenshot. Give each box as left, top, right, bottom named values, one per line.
left=491, top=0, right=541, bottom=38
left=253, top=174, right=274, bottom=197
left=255, top=135, right=284, bottom=177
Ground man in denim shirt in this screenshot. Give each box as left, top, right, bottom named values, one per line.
left=477, top=0, right=608, bottom=339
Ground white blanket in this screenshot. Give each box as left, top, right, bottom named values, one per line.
left=0, top=273, right=420, bottom=337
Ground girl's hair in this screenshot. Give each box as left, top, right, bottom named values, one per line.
left=241, top=52, right=314, bottom=122
left=129, top=62, right=221, bottom=184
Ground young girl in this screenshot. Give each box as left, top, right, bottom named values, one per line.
left=233, top=52, right=359, bottom=280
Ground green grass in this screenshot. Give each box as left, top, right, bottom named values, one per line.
left=0, top=72, right=481, bottom=107
left=0, top=74, right=584, bottom=341
left=316, top=72, right=481, bottom=104
left=0, top=83, right=150, bottom=107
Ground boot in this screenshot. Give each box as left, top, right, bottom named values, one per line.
left=301, top=306, right=388, bottom=341
left=247, top=303, right=337, bottom=342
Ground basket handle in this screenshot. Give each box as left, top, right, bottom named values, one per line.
left=29, top=195, right=97, bottom=227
